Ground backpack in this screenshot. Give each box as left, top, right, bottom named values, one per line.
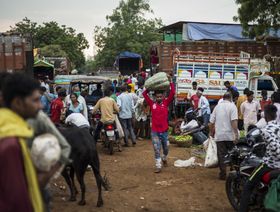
left=264, top=175, right=280, bottom=211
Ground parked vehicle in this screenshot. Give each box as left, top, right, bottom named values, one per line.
left=115, top=51, right=142, bottom=76
left=156, top=21, right=280, bottom=74
left=0, top=33, right=33, bottom=75
left=100, top=122, right=121, bottom=155
left=174, top=51, right=278, bottom=105
left=91, top=110, right=101, bottom=129
left=225, top=128, right=280, bottom=211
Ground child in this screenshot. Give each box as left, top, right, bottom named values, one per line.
left=142, top=81, right=175, bottom=173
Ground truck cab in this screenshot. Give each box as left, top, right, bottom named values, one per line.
left=249, top=75, right=278, bottom=100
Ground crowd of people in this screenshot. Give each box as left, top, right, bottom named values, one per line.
left=1, top=70, right=280, bottom=212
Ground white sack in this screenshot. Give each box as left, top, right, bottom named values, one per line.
left=204, top=137, right=218, bottom=168
left=31, top=133, right=61, bottom=172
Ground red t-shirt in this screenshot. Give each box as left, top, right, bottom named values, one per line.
left=190, top=94, right=199, bottom=109
left=143, top=83, right=175, bottom=133
left=50, top=97, right=64, bottom=124
left=260, top=99, right=272, bottom=111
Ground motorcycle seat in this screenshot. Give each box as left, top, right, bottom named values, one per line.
left=103, top=121, right=115, bottom=125
left=262, top=169, right=280, bottom=184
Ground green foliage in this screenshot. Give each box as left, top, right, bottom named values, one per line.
left=10, top=18, right=89, bottom=68
left=234, top=0, right=280, bottom=38
left=94, top=0, right=162, bottom=68
left=10, top=17, right=38, bottom=36
left=80, top=59, right=98, bottom=74
left=40, top=44, right=67, bottom=57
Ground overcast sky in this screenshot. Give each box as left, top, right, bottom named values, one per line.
left=0, top=0, right=239, bottom=57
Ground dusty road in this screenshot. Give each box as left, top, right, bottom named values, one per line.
left=51, top=139, right=234, bottom=212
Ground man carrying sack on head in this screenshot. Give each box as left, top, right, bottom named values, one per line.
left=142, top=74, right=175, bottom=173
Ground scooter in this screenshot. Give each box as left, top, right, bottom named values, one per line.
left=225, top=127, right=280, bottom=211
left=101, top=122, right=121, bottom=155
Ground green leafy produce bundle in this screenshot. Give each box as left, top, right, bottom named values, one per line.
left=144, top=72, right=170, bottom=91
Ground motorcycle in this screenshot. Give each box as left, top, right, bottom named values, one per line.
left=180, top=108, right=208, bottom=144
left=92, top=111, right=101, bottom=128
left=101, top=122, right=121, bottom=155
left=225, top=128, right=280, bottom=211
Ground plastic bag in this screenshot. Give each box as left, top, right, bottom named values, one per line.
left=264, top=175, right=280, bottom=211
left=144, top=72, right=169, bottom=91
left=204, top=137, right=218, bottom=168
left=180, top=120, right=199, bottom=132
left=115, top=115, right=124, bottom=138
left=174, top=157, right=202, bottom=167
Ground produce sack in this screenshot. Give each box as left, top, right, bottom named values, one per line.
left=115, top=115, right=124, bottom=138
left=144, top=72, right=170, bottom=91
left=31, top=133, right=61, bottom=172
left=204, top=137, right=218, bottom=168
left=264, top=176, right=280, bottom=211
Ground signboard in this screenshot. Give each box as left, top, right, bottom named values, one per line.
left=176, top=62, right=249, bottom=102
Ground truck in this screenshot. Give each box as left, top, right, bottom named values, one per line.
left=0, top=33, right=33, bottom=75
left=115, top=51, right=142, bottom=76
left=156, top=21, right=280, bottom=74
left=174, top=51, right=278, bottom=106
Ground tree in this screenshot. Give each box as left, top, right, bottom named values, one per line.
left=234, top=0, right=280, bottom=38
left=10, top=18, right=89, bottom=68
left=93, top=0, right=162, bottom=68
left=9, top=17, right=38, bottom=37
left=40, top=45, right=67, bottom=57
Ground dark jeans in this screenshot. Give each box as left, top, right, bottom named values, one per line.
left=239, top=163, right=272, bottom=212
left=135, top=119, right=146, bottom=138
left=145, top=117, right=151, bottom=139
left=202, top=113, right=210, bottom=126
left=238, top=119, right=244, bottom=131
left=94, top=121, right=103, bottom=141
left=216, top=141, right=234, bottom=177
left=119, top=118, right=136, bottom=144
left=42, top=188, right=51, bottom=212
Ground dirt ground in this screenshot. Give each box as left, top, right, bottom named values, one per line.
left=51, top=139, right=234, bottom=212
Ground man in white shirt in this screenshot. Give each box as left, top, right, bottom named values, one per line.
left=65, top=112, right=90, bottom=128
left=210, top=92, right=238, bottom=180
left=240, top=91, right=261, bottom=134
left=65, top=85, right=88, bottom=120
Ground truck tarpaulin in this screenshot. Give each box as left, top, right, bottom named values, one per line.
left=182, top=23, right=280, bottom=41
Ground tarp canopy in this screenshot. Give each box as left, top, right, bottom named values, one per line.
left=34, top=59, right=54, bottom=68
left=182, top=22, right=280, bottom=41
left=117, top=51, right=141, bottom=59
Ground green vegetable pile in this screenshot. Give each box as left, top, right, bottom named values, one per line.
left=175, top=135, right=192, bottom=142
left=240, top=130, right=245, bottom=138
left=174, top=135, right=192, bottom=148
